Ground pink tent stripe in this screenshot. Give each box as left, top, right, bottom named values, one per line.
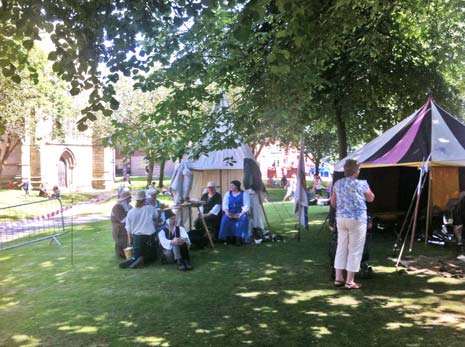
left=367, top=98, right=431, bottom=165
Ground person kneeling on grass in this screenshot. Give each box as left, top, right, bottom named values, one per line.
left=158, top=209, right=193, bottom=271
left=119, top=190, right=158, bottom=269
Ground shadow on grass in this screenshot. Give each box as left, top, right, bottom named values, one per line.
left=1, top=208, right=464, bottom=347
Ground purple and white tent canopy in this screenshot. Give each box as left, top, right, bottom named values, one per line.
left=334, top=97, right=465, bottom=171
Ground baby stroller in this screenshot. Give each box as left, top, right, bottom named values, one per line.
left=328, top=209, right=373, bottom=279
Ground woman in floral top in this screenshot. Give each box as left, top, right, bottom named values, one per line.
left=330, top=159, right=375, bottom=289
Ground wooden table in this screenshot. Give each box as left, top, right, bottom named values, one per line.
left=162, top=201, right=215, bottom=248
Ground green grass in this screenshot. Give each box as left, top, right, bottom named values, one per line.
left=1, top=203, right=464, bottom=347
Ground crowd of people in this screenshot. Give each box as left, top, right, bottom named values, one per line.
left=111, top=179, right=254, bottom=271
left=7, top=178, right=62, bottom=199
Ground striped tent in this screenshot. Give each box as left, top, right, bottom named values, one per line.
left=334, top=97, right=465, bottom=212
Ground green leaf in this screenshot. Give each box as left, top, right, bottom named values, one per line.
left=2, top=67, right=13, bottom=77
left=77, top=121, right=88, bottom=131
left=22, top=40, right=34, bottom=50
left=70, top=87, right=80, bottom=96
left=109, top=97, right=120, bottom=110
left=48, top=51, right=58, bottom=61
left=11, top=74, right=21, bottom=83
left=233, top=25, right=251, bottom=42
left=44, top=22, right=54, bottom=33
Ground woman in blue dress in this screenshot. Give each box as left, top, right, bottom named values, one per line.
left=218, top=180, right=251, bottom=245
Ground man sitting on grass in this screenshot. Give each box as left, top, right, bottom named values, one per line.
left=158, top=209, right=193, bottom=271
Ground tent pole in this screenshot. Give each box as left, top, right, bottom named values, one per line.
left=393, top=184, right=417, bottom=252
left=409, top=160, right=429, bottom=252
left=425, top=170, right=433, bottom=246
left=220, top=170, right=223, bottom=195
left=297, top=203, right=302, bottom=242
left=257, top=192, right=272, bottom=232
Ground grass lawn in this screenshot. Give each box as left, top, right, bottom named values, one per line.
left=1, top=200, right=465, bottom=346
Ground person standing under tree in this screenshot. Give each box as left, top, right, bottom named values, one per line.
left=330, top=159, right=375, bottom=289
left=18, top=178, right=30, bottom=198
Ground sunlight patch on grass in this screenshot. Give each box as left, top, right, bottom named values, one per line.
left=94, top=313, right=108, bottom=321
left=0, top=275, right=16, bottom=285
left=236, top=325, right=252, bottom=334
left=327, top=296, right=360, bottom=307
left=119, top=320, right=137, bottom=328
left=0, top=255, right=12, bottom=262
left=39, top=261, right=54, bottom=268
left=303, top=310, right=328, bottom=317
left=264, top=269, right=278, bottom=275
left=311, top=326, right=331, bottom=338
left=427, top=277, right=465, bottom=285
left=0, top=298, right=19, bottom=310
left=406, top=311, right=465, bottom=329
left=259, top=323, right=269, bottom=328
left=384, top=322, right=414, bottom=330
left=373, top=296, right=424, bottom=310
left=372, top=265, right=397, bottom=273
left=134, top=336, right=170, bottom=346
left=283, top=290, right=330, bottom=304
left=12, top=334, right=41, bottom=347
left=253, top=306, right=278, bottom=313
left=195, top=328, right=211, bottom=334
left=236, top=290, right=279, bottom=298
left=441, top=289, right=465, bottom=296
left=252, top=276, right=273, bottom=282
left=58, top=325, right=98, bottom=334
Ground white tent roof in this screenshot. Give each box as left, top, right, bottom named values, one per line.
left=186, top=144, right=254, bottom=170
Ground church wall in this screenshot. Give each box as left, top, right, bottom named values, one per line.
left=39, top=143, right=94, bottom=191
left=92, top=143, right=115, bottom=190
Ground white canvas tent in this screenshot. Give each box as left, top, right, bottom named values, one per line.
left=170, top=144, right=267, bottom=231
left=170, top=95, right=267, bottom=232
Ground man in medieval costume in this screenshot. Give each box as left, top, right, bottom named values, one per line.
left=110, top=191, right=132, bottom=258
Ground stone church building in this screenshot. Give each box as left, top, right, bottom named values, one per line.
left=1, top=116, right=114, bottom=191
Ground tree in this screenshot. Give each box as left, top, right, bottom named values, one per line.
left=0, top=0, right=231, bottom=130
left=2, top=0, right=465, bottom=161
left=0, top=48, right=73, bottom=183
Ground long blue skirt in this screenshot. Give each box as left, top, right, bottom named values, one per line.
left=218, top=214, right=250, bottom=241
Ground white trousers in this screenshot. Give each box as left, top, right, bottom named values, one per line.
left=334, top=217, right=367, bottom=272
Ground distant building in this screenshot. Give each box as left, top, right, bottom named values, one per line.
left=256, top=143, right=333, bottom=181
left=114, top=150, right=175, bottom=178
left=1, top=115, right=114, bottom=191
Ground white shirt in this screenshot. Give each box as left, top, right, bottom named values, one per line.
left=158, top=225, right=191, bottom=250
left=199, top=204, right=221, bottom=215
left=222, top=191, right=250, bottom=213
left=125, top=205, right=156, bottom=235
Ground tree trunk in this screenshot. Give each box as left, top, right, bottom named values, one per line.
left=334, top=101, right=348, bottom=159
left=146, top=158, right=155, bottom=187
left=314, top=157, right=321, bottom=176
left=158, top=159, right=166, bottom=189
left=253, top=143, right=264, bottom=160
left=0, top=135, right=20, bottom=186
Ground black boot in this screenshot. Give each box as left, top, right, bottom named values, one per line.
left=129, top=256, right=144, bottom=269
left=179, top=244, right=193, bottom=270
left=177, top=259, right=187, bottom=271
left=235, top=236, right=242, bottom=246
left=184, top=259, right=193, bottom=271
left=119, top=259, right=133, bottom=269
